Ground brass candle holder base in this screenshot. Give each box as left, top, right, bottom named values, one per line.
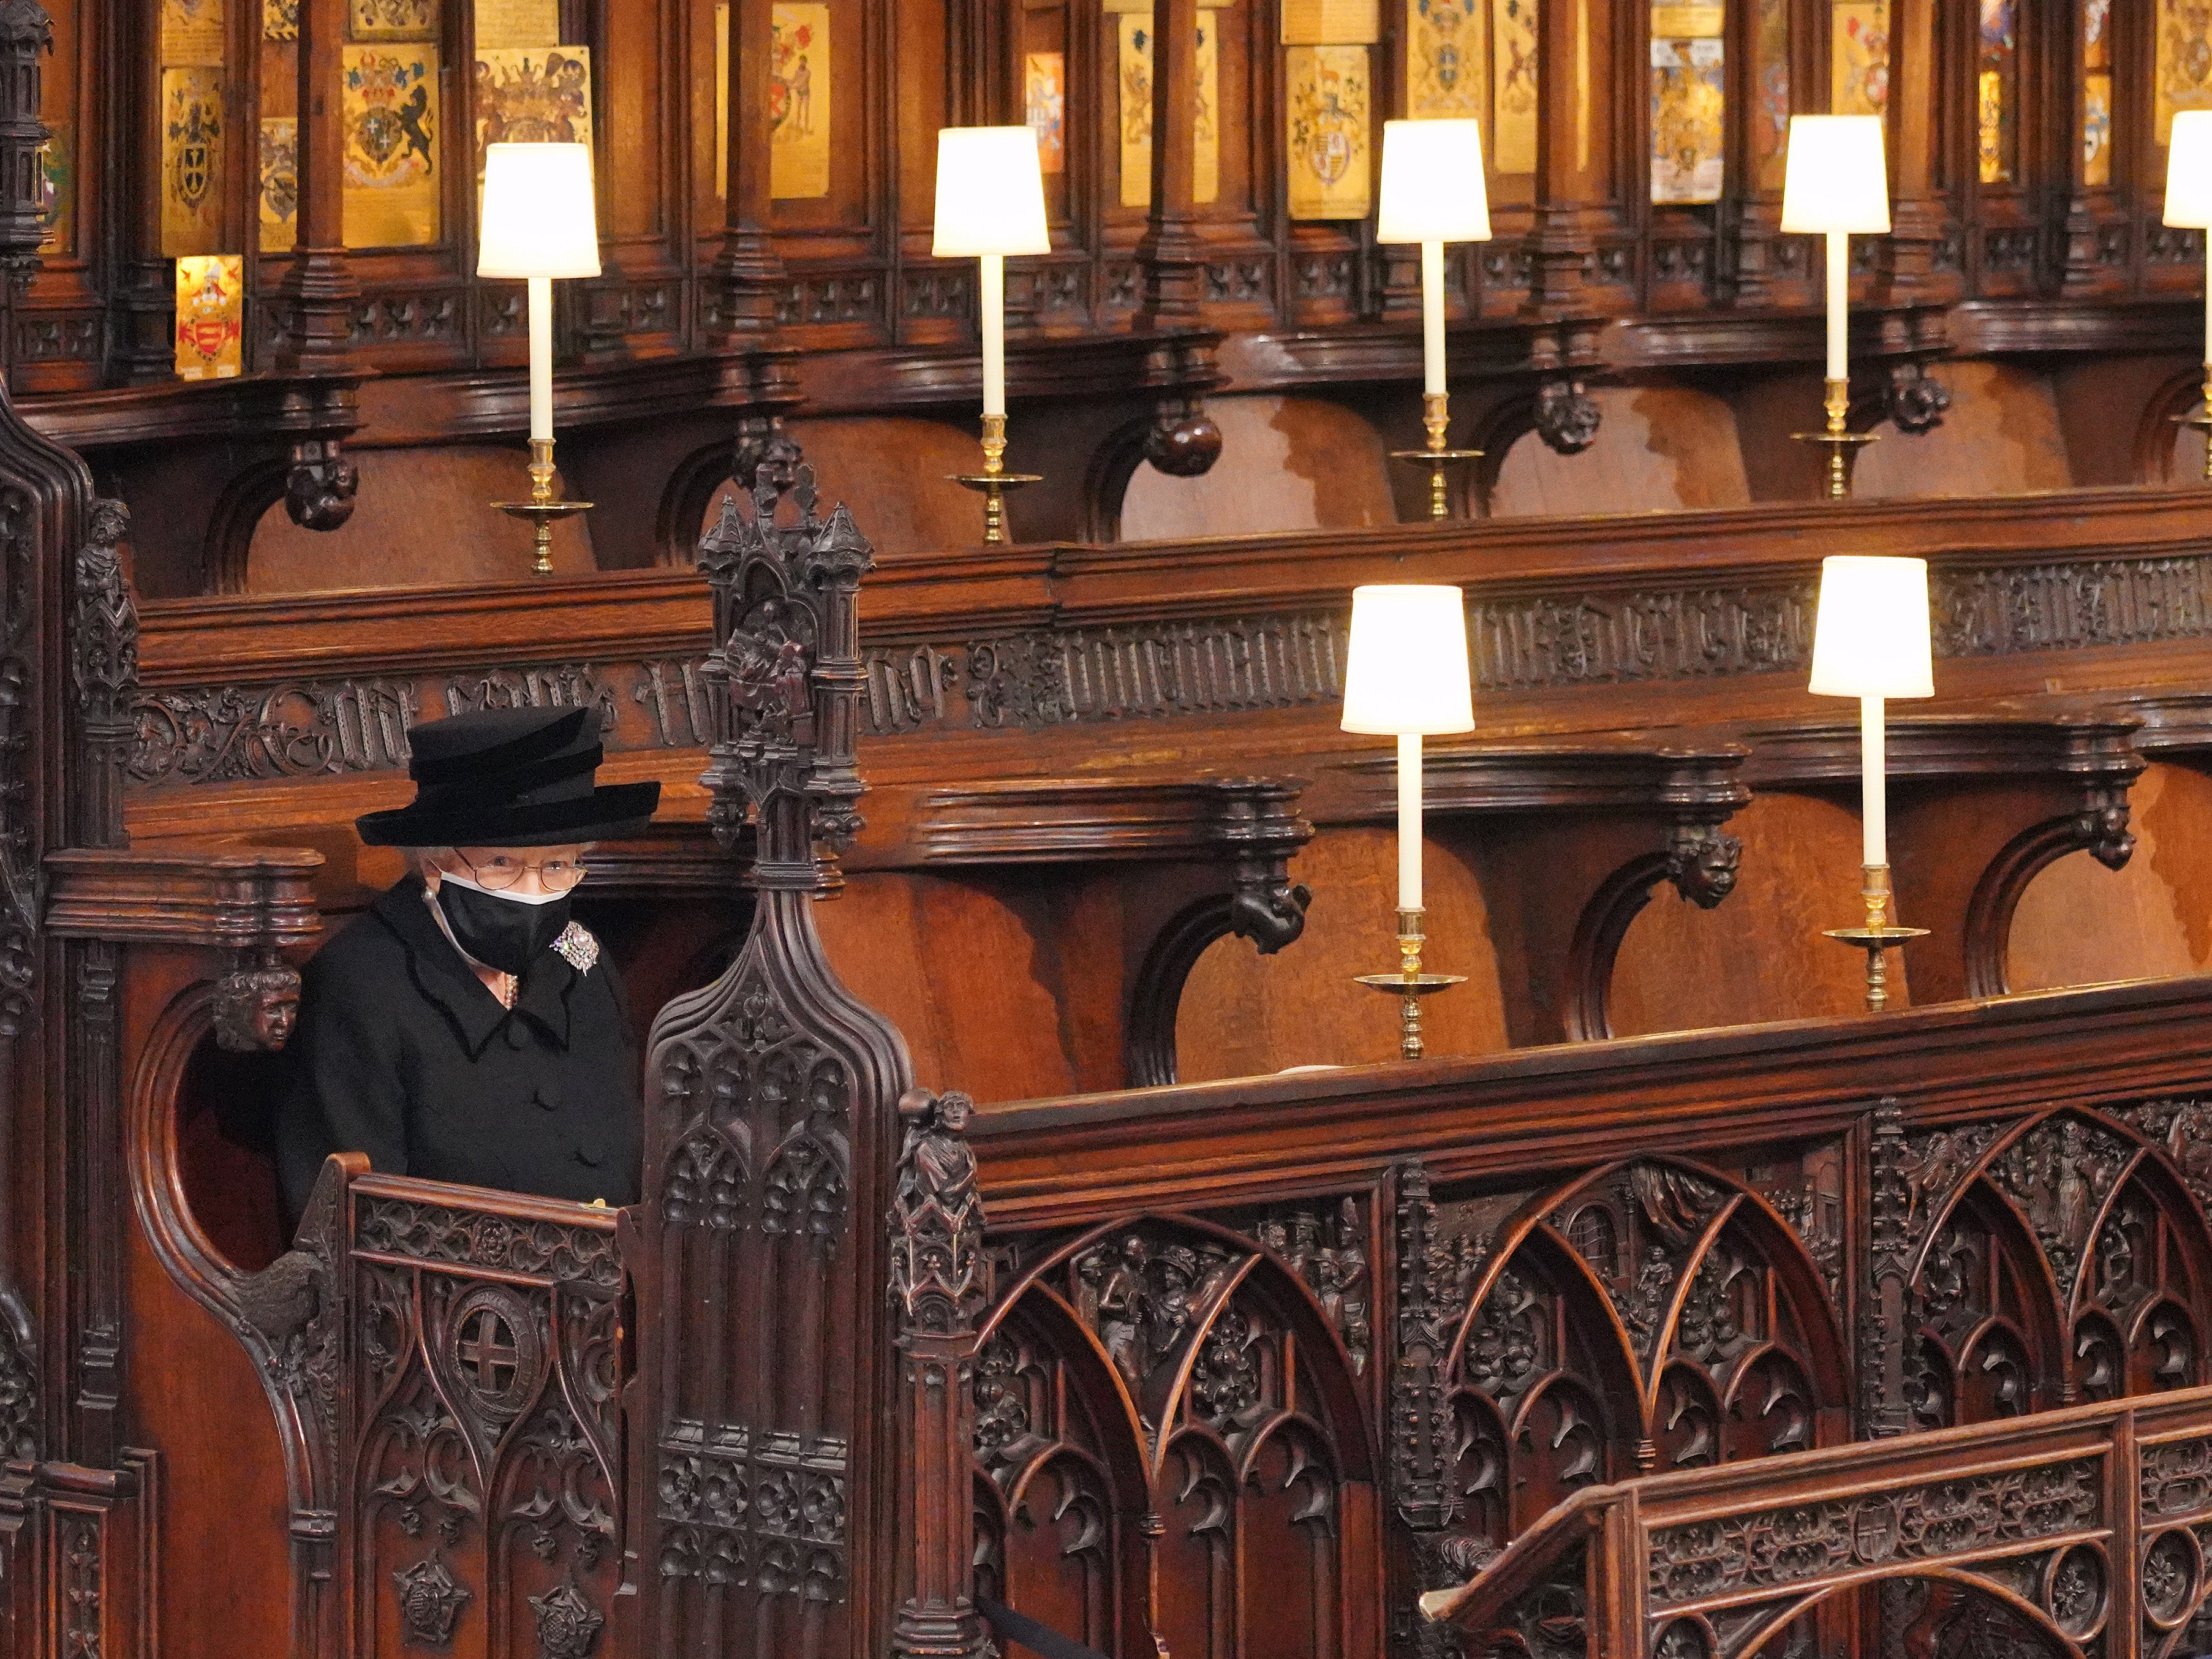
left=1355, top=907, right=1466, bottom=1060
left=493, top=437, right=592, bottom=577
left=948, top=414, right=1041, bottom=546
left=1389, top=392, right=1482, bottom=521
left=1821, top=863, right=1928, bottom=1015
left=2170, top=367, right=2212, bottom=483
left=1792, top=377, right=1879, bottom=501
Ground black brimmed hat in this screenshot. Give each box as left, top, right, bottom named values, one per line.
left=355, top=707, right=660, bottom=848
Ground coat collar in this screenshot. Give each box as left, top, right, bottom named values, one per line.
left=371, top=875, right=578, bottom=1060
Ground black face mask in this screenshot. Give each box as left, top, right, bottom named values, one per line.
left=434, top=874, right=572, bottom=977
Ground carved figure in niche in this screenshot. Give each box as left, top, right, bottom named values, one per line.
left=1900, top=1130, right=1978, bottom=1235
left=723, top=599, right=813, bottom=749
left=1081, top=1236, right=1152, bottom=1387
left=2165, top=1103, right=2212, bottom=1204
left=275, top=708, right=660, bottom=1226
left=1624, top=1245, right=1675, bottom=1349
left=211, top=964, right=301, bottom=1053
left=1147, top=1244, right=1204, bottom=1358
left=71, top=499, right=135, bottom=709
left=889, top=1087, right=983, bottom=1328
left=2057, top=1122, right=2092, bottom=1245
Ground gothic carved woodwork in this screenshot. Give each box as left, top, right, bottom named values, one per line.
left=341, top=1176, right=623, bottom=1659
left=0, top=1, right=48, bottom=293
left=641, top=448, right=908, bottom=1659
left=889, top=1089, right=989, bottom=1659
left=972, top=1214, right=1377, bottom=1659
left=67, top=499, right=134, bottom=850
left=1865, top=1105, right=2212, bottom=1435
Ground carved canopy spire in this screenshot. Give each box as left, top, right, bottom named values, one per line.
left=695, top=460, right=874, bottom=881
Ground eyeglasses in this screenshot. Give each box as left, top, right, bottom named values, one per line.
left=454, top=850, right=589, bottom=894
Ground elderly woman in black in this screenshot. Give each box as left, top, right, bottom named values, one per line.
left=276, top=706, right=659, bottom=1220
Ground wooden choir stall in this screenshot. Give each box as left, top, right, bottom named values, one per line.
left=10, top=0, right=2212, bottom=1644
left=0, top=384, right=2195, bottom=1659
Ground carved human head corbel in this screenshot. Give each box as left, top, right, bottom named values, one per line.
left=211, top=962, right=303, bottom=1053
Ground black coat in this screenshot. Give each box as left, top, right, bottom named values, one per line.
left=276, top=874, right=643, bottom=1220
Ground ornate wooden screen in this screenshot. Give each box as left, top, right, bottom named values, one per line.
left=952, top=1013, right=2212, bottom=1659
left=338, top=1171, right=625, bottom=1659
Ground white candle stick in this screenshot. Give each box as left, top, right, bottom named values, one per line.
left=1398, top=732, right=1423, bottom=912
left=1825, top=231, right=1849, bottom=384
left=980, top=251, right=1007, bottom=421
left=527, top=274, right=553, bottom=445
left=1420, top=241, right=1446, bottom=398
left=1860, top=694, right=1886, bottom=869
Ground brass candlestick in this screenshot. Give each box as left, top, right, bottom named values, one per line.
left=1792, top=377, right=1880, bottom=501
left=493, top=437, right=593, bottom=578
left=1821, top=863, right=1928, bottom=1014
left=2171, top=366, right=2212, bottom=482
left=1355, top=907, right=1467, bottom=1060
left=949, top=414, right=1043, bottom=546
left=1389, top=392, right=1484, bottom=521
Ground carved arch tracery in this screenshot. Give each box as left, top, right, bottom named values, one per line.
left=1436, top=1157, right=1848, bottom=1538
left=1893, top=1105, right=2212, bottom=1429
left=973, top=1212, right=1377, bottom=1659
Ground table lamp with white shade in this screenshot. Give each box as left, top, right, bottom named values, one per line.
left=1343, top=584, right=1475, bottom=1058
left=934, top=126, right=1051, bottom=545
left=1780, top=116, right=1890, bottom=499
left=2165, top=111, right=2212, bottom=480
left=1810, top=554, right=1935, bottom=1011
left=479, top=142, right=602, bottom=576
left=1376, top=119, right=1492, bottom=521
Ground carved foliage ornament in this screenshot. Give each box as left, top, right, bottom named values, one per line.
left=1648, top=1457, right=2101, bottom=1608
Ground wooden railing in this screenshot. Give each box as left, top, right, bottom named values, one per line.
left=1424, top=1383, right=2212, bottom=1658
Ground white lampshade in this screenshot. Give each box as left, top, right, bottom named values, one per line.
left=1808, top=556, right=1935, bottom=699
left=932, top=127, right=1050, bottom=258
left=477, top=143, right=602, bottom=278
left=2168, top=111, right=2212, bottom=228
left=1780, top=116, right=1891, bottom=235
left=1342, top=585, right=1476, bottom=735
left=1377, top=119, right=1492, bottom=244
